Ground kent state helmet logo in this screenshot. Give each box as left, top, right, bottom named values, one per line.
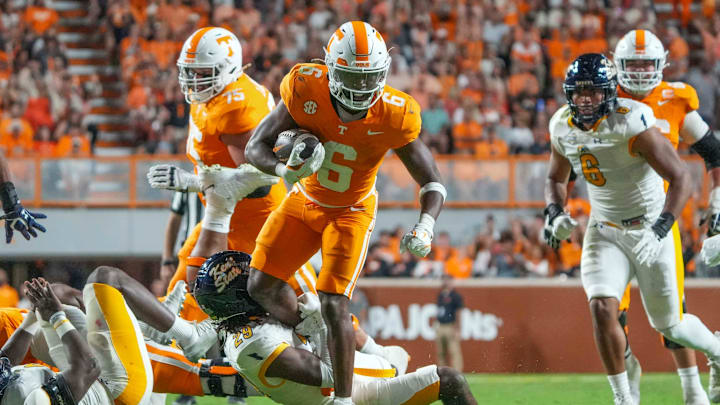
left=600, top=58, right=616, bottom=75
left=304, top=100, right=318, bottom=115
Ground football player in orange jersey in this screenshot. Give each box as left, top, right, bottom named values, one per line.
left=245, top=21, right=446, bottom=404
left=147, top=26, right=301, bottom=324
left=612, top=29, right=720, bottom=405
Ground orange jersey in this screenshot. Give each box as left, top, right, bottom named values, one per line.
left=186, top=73, right=275, bottom=168
left=618, top=81, right=699, bottom=149
left=0, top=308, right=44, bottom=365
left=185, top=72, right=286, bottom=219
left=280, top=63, right=421, bottom=207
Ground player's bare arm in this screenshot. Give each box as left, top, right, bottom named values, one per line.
left=395, top=139, right=444, bottom=218
left=0, top=154, right=10, bottom=184
left=265, top=345, right=326, bottom=386
left=245, top=100, right=298, bottom=175
left=542, top=144, right=577, bottom=249
left=395, top=139, right=446, bottom=258
left=545, top=144, right=573, bottom=207
left=220, top=130, right=253, bottom=165
left=631, top=127, right=692, bottom=220
left=25, top=277, right=101, bottom=401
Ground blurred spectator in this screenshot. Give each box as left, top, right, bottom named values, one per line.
left=0, top=269, right=19, bottom=307
left=421, top=94, right=450, bottom=153
left=0, top=103, right=35, bottom=156
left=474, top=125, right=508, bottom=158
left=451, top=103, right=482, bottom=154
left=23, top=0, right=58, bottom=35
left=686, top=58, right=719, bottom=128
left=435, top=275, right=463, bottom=371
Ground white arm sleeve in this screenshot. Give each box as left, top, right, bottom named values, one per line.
left=679, top=110, right=710, bottom=144
left=40, top=325, right=70, bottom=371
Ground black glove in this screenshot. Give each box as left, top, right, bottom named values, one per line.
left=1, top=182, right=47, bottom=243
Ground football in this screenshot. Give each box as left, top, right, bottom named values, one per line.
left=273, top=129, right=321, bottom=164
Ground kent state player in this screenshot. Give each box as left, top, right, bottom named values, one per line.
left=608, top=29, right=720, bottom=405
left=543, top=53, right=720, bottom=405
left=147, top=26, right=317, bottom=325
left=193, top=250, right=477, bottom=405
left=244, top=21, right=446, bottom=404
left=0, top=153, right=46, bottom=243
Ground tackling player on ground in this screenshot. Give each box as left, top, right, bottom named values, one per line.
left=244, top=21, right=446, bottom=404
left=609, top=29, right=720, bottom=405
left=543, top=53, right=720, bottom=405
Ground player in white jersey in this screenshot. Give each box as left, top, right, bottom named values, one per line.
left=544, top=53, right=720, bottom=405
left=165, top=165, right=474, bottom=404
left=193, top=250, right=476, bottom=405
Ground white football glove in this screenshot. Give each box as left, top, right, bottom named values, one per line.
left=629, top=227, right=663, bottom=267
left=200, top=164, right=279, bottom=203
left=544, top=204, right=578, bottom=249
left=700, top=234, right=720, bottom=267
left=295, top=293, right=325, bottom=337
left=276, top=141, right=325, bottom=184
left=147, top=164, right=202, bottom=192
left=400, top=213, right=435, bottom=258
left=703, top=187, right=720, bottom=236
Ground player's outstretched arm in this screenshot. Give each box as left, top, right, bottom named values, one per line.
left=245, top=100, right=298, bottom=175
left=395, top=140, right=445, bottom=258
left=265, top=345, right=328, bottom=387
left=631, top=127, right=692, bottom=221
left=543, top=145, right=577, bottom=249
left=0, top=154, right=47, bottom=243
left=25, top=278, right=100, bottom=401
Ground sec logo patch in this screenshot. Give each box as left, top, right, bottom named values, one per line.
left=303, top=101, right=318, bottom=115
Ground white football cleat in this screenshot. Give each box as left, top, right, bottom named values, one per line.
left=613, top=393, right=636, bottom=405
left=139, top=281, right=189, bottom=344
left=685, top=391, right=711, bottom=405
left=626, top=353, right=642, bottom=405
left=164, top=280, right=188, bottom=316
left=709, top=332, right=720, bottom=403
left=182, top=318, right=218, bottom=362
left=380, top=345, right=410, bottom=376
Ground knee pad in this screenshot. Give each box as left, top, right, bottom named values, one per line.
left=663, top=302, right=688, bottom=350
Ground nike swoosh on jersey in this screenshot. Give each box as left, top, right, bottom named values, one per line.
left=658, top=99, right=671, bottom=106
left=367, top=130, right=384, bottom=135
left=349, top=206, right=365, bottom=212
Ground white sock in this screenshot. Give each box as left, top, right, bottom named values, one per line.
left=660, top=314, right=720, bottom=361
left=608, top=372, right=631, bottom=397
left=167, top=316, right=195, bottom=347
left=201, top=203, right=232, bottom=233
left=360, top=336, right=384, bottom=357
left=678, top=366, right=705, bottom=396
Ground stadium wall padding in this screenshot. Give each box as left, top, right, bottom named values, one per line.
left=356, top=279, right=720, bottom=373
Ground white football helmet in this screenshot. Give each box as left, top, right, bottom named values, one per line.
left=324, top=21, right=391, bottom=111
left=613, top=29, right=668, bottom=94
left=177, top=27, right=243, bottom=104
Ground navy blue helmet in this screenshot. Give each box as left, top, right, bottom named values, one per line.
left=563, top=53, right=618, bottom=126
left=193, top=250, right=266, bottom=323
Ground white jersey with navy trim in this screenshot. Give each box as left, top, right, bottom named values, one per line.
left=550, top=98, right=664, bottom=225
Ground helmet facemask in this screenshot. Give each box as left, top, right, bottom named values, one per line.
left=177, top=64, right=225, bottom=104
left=616, top=56, right=667, bottom=94
left=565, top=82, right=617, bottom=126
left=325, top=53, right=390, bottom=111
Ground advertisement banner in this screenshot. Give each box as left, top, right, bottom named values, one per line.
left=355, top=279, right=720, bottom=373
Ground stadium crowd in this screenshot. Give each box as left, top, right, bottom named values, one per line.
left=1, top=0, right=719, bottom=156
left=1, top=0, right=720, bottom=281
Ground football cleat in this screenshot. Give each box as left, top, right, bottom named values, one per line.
left=181, top=318, right=218, bottom=363
left=380, top=345, right=410, bottom=376
left=613, top=393, right=636, bottom=405
left=138, top=281, right=188, bottom=344
left=625, top=353, right=642, bottom=405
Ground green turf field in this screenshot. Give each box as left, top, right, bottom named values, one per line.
left=166, top=372, right=710, bottom=404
